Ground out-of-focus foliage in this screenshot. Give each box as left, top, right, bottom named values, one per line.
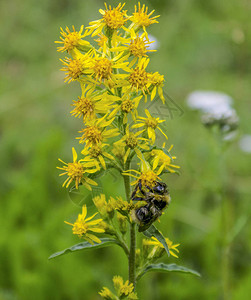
left=0, top=0, right=250, bottom=299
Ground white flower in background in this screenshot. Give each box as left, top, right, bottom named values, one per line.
left=186, top=91, right=233, bottom=116
left=147, top=33, right=159, bottom=51
left=186, top=90, right=239, bottom=134
left=239, top=135, right=251, bottom=153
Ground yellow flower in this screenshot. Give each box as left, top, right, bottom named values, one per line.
left=102, top=3, right=128, bottom=29
left=99, top=221, right=116, bottom=235
left=64, top=205, right=105, bottom=244
left=110, top=29, right=155, bottom=59
left=81, top=143, right=115, bottom=170
left=113, top=59, right=164, bottom=103
left=123, top=157, right=162, bottom=189
left=149, top=144, right=180, bottom=174
left=113, top=275, right=134, bottom=297
left=99, top=276, right=138, bottom=299
left=70, top=84, right=114, bottom=122
left=112, top=142, right=126, bottom=160
left=117, top=213, right=127, bottom=234
left=94, top=33, right=108, bottom=54
left=128, top=57, right=151, bottom=95
left=92, top=194, right=115, bottom=219
left=80, top=51, right=131, bottom=87
left=99, top=287, right=114, bottom=299
left=55, top=25, right=91, bottom=53
left=93, top=57, right=113, bottom=81
left=130, top=2, right=159, bottom=31
left=114, top=126, right=149, bottom=163
left=57, top=147, right=98, bottom=190
left=108, top=94, right=142, bottom=124
left=88, top=3, right=128, bottom=37
left=77, top=115, right=120, bottom=147
left=111, top=196, right=135, bottom=215
left=129, top=32, right=154, bottom=57
left=149, top=71, right=165, bottom=103
left=60, top=50, right=93, bottom=83
left=132, top=109, right=167, bottom=144
left=143, top=236, right=180, bottom=258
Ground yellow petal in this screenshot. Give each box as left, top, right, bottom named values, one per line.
left=89, top=227, right=105, bottom=233
left=151, top=87, right=157, bottom=101
left=145, top=109, right=151, bottom=118
left=85, top=177, right=98, bottom=185
left=72, top=147, right=78, bottom=162
left=81, top=205, right=87, bottom=219
left=86, top=233, right=102, bottom=244
left=98, top=155, right=106, bottom=169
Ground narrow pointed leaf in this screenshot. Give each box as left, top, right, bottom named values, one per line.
left=137, top=263, right=201, bottom=281
left=48, top=238, right=121, bottom=260
left=143, top=225, right=170, bottom=256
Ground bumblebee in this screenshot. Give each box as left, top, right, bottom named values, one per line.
left=131, top=180, right=171, bottom=232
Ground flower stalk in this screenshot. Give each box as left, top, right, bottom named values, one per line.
left=217, top=140, right=232, bottom=300
left=52, top=3, right=198, bottom=299
left=129, top=222, right=136, bottom=287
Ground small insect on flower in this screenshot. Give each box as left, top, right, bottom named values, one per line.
left=131, top=179, right=171, bottom=232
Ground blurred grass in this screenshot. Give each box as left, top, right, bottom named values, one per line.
left=0, top=0, right=250, bottom=299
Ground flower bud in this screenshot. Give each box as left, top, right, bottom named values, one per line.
left=135, top=248, right=141, bottom=268
left=117, top=213, right=127, bottom=235
left=99, top=221, right=116, bottom=235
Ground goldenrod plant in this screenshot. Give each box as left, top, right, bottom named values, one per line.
left=50, top=3, right=200, bottom=298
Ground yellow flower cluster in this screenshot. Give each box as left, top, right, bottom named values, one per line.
left=56, top=2, right=179, bottom=191
left=143, top=236, right=180, bottom=259
left=99, top=275, right=138, bottom=299
left=55, top=4, right=184, bottom=296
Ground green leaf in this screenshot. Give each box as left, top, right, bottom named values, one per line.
left=48, top=238, right=121, bottom=260
left=143, top=225, right=170, bottom=256
left=137, top=263, right=201, bottom=281
left=227, top=215, right=248, bottom=243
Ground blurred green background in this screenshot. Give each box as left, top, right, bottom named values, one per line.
left=1, top=0, right=250, bottom=299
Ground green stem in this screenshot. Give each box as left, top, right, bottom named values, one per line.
left=221, top=201, right=231, bottom=300
left=129, top=222, right=136, bottom=287
left=110, top=219, right=130, bottom=256
left=123, top=175, right=131, bottom=203
left=216, top=134, right=231, bottom=300
left=123, top=159, right=137, bottom=288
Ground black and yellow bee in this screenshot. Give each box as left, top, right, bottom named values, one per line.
left=131, top=179, right=171, bottom=232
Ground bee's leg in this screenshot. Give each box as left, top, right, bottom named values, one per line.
left=138, top=179, right=146, bottom=196
left=145, top=184, right=153, bottom=192
left=131, top=181, right=140, bottom=199
left=131, top=196, right=145, bottom=202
